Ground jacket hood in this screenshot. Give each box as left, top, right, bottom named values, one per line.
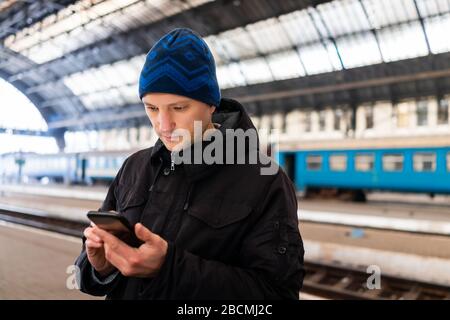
left=212, top=98, right=256, bottom=132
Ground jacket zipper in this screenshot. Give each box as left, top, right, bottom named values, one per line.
left=170, top=151, right=175, bottom=171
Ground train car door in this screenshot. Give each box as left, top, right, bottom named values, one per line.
left=284, top=153, right=296, bottom=184
left=81, top=158, right=87, bottom=183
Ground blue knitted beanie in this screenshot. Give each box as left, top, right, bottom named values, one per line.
left=138, top=28, right=221, bottom=107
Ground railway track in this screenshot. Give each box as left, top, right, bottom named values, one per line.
left=1, top=207, right=449, bottom=300
left=0, top=207, right=87, bottom=237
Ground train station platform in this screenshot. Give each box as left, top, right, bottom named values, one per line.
left=0, top=221, right=98, bottom=299
left=299, top=200, right=450, bottom=235
left=1, top=187, right=449, bottom=298
left=0, top=183, right=107, bottom=201
left=1, top=183, right=450, bottom=235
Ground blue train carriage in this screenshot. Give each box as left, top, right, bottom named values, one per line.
left=275, top=136, right=450, bottom=200
left=0, top=153, right=21, bottom=182
left=82, top=150, right=132, bottom=184
left=0, top=150, right=132, bottom=185
left=22, top=152, right=78, bottom=183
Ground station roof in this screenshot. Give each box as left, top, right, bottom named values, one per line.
left=1, top=0, right=450, bottom=133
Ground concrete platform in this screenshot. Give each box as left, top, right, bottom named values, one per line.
left=0, top=192, right=102, bottom=222
left=299, top=200, right=450, bottom=235
left=0, top=183, right=107, bottom=201
left=0, top=221, right=99, bottom=299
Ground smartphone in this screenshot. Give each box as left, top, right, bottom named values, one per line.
left=87, top=211, right=142, bottom=247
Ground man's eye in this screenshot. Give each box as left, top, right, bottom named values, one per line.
left=147, top=106, right=158, bottom=112
left=173, top=105, right=187, bottom=111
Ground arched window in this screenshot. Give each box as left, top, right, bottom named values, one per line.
left=0, top=78, right=58, bottom=154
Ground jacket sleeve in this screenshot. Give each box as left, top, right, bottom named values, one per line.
left=143, top=171, right=305, bottom=299
left=74, top=159, right=128, bottom=296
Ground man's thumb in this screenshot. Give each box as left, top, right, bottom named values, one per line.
left=135, top=223, right=157, bottom=243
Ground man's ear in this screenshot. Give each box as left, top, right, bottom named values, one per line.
left=210, top=105, right=216, bottom=114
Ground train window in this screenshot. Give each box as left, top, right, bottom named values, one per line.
left=447, top=152, right=450, bottom=172
left=99, top=157, right=106, bottom=169
left=304, top=112, right=311, bottom=132
left=365, top=106, right=374, bottom=129
left=438, top=98, right=449, bottom=125
left=319, top=111, right=326, bottom=131
left=283, top=153, right=296, bottom=182
left=329, top=154, right=347, bottom=171
left=416, top=100, right=428, bottom=126
left=395, top=103, right=409, bottom=128
left=355, top=153, right=374, bottom=171
left=334, top=110, right=342, bottom=131
left=382, top=154, right=404, bottom=172
left=413, top=152, right=436, bottom=172
left=306, top=155, right=322, bottom=171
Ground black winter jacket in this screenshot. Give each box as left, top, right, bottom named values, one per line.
left=75, top=98, right=304, bottom=299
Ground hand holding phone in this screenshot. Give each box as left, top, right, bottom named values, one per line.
left=87, top=211, right=142, bottom=247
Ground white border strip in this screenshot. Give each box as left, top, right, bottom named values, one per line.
left=299, top=209, right=450, bottom=235
left=0, top=184, right=106, bottom=201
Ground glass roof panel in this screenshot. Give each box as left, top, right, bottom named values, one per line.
left=245, top=18, right=292, bottom=55
left=216, top=28, right=259, bottom=60
left=336, top=32, right=382, bottom=68
left=216, top=66, right=234, bottom=89
left=279, top=10, right=321, bottom=45
left=117, top=84, right=140, bottom=104
left=377, top=22, right=429, bottom=62
left=239, top=58, right=274, bottom=84
left=362, top=0, right=418, bottom=29
left=318, top=0, right=371, bottom=37
left=8, top=0, right=450, bottom=108
left=203, top=36, right=225, bottom=66
left=415, top=0, right=450, bottom=16
left=80, top=88, right=126, bottom=110
left=63, top=55, right=144, bottom=96
left=217, top=63, right=247, bottom=89
left=4, top=0, right=210, bottom=64
left=424, top=12, right=450, bottom=54
left=306, top=8, right=330, bottom=39
left=298, top=41, right=340, bottom=75
left=267, top=50, right=306, bottom=80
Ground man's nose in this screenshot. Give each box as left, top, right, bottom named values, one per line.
left=158, top=110, right=174, bottom=132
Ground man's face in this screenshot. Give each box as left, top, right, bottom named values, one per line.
left=143, top=93, right=216, bottom=151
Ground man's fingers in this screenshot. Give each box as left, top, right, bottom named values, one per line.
left=85, top=239, right=103, bottom=249
left=83, top=227, right=102, bottom=242
left=92, top=227, right=118, bottom=243
left=135, top=223, right=159, bottom=243
left=103, top=242, right=132, bottom=272
left=93, top=227, right=135, bottom=258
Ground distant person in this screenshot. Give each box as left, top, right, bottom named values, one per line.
left=75, top=28, right=304, bottom=299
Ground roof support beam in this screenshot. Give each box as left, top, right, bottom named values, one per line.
left=413, top=0, right=432, bottom=55
left=0, top=127, right=52, bottom=137
left=10, top=0, right=332, bottom=83
left=0, top=0, right=78, bottom=40
left=46, top=53, right=450, bottom=129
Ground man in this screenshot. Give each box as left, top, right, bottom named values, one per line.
left=75, top=28, right=304, bottom=299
